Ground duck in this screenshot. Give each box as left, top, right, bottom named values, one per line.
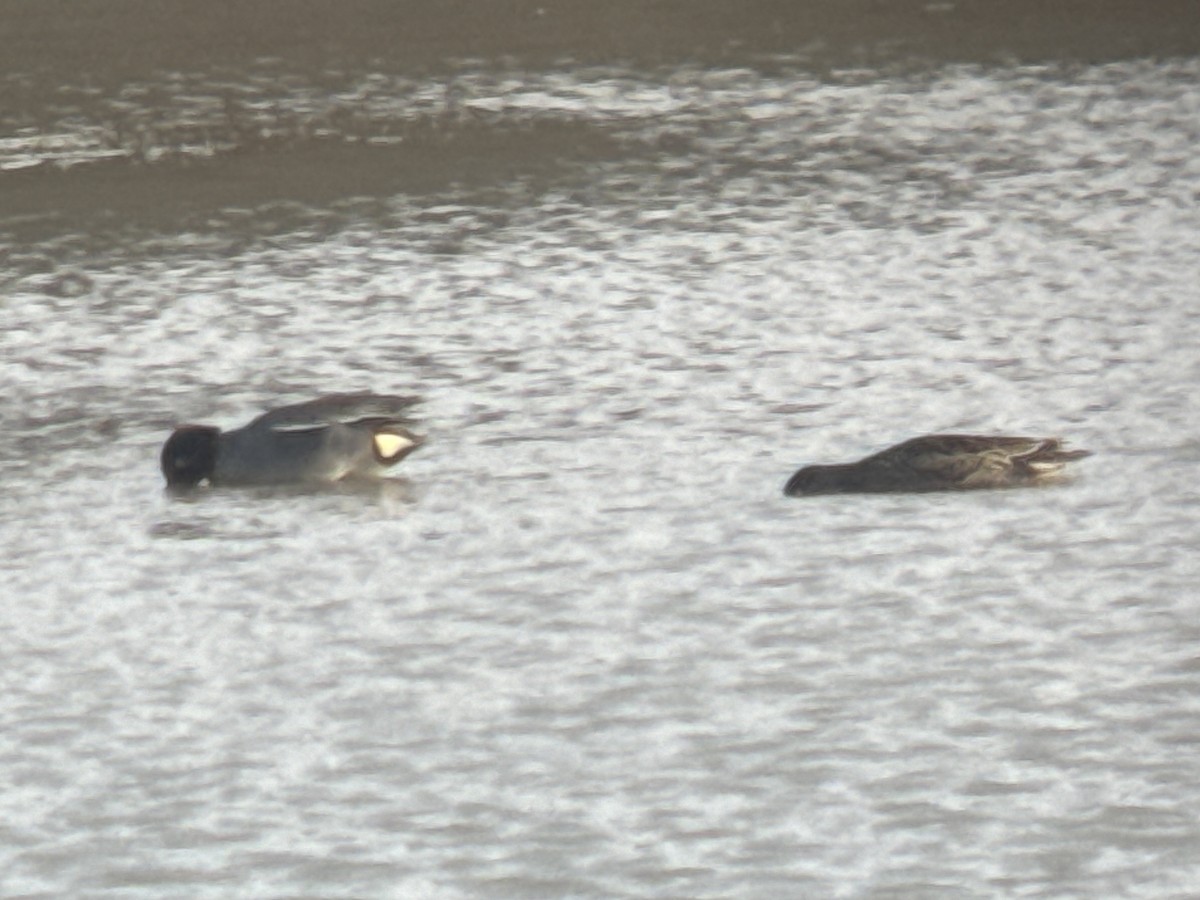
left=161, top=393, right=423, bottom=489
left=783, top=434, right=1091, bottom=496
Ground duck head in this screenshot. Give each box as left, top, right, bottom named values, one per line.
left=783, top=464, right=853, bottom=496
left=161, top=425, right=220, bottom=488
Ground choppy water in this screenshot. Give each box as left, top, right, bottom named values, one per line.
left=3, top=15, right=1200, bottom=899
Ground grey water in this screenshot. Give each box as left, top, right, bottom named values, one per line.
left=3, top=4, right=1200, bottom=897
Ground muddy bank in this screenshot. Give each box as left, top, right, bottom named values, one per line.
left=4, top=0, right=1197, bottom=78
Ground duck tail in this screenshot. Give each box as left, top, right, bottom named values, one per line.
left=371, top=425, right=424, bottom=465
left=1023, top=438, right=1091, bottom=474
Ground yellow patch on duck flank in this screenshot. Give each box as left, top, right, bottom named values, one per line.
left=373, top=431, right=414, bottom=460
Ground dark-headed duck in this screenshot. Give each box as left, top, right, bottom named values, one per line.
left=161, top=393, right=423, bottom=489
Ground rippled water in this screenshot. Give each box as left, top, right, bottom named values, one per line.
left=3, top=14, right=1200, bottom=898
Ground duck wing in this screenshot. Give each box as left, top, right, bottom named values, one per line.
left=886, top=435, right=1044, bottom=458
left=250, top=393, right=421, bottom=431
left=869, top=434, right=1029, bottom=483
left=875, top=434, right=1083, bottom=487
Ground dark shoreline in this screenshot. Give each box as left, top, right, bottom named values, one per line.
left=3, top=0, right=1198, bottom=77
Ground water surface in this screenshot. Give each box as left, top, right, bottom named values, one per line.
left=3, top=5, right=1200, bottom=898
